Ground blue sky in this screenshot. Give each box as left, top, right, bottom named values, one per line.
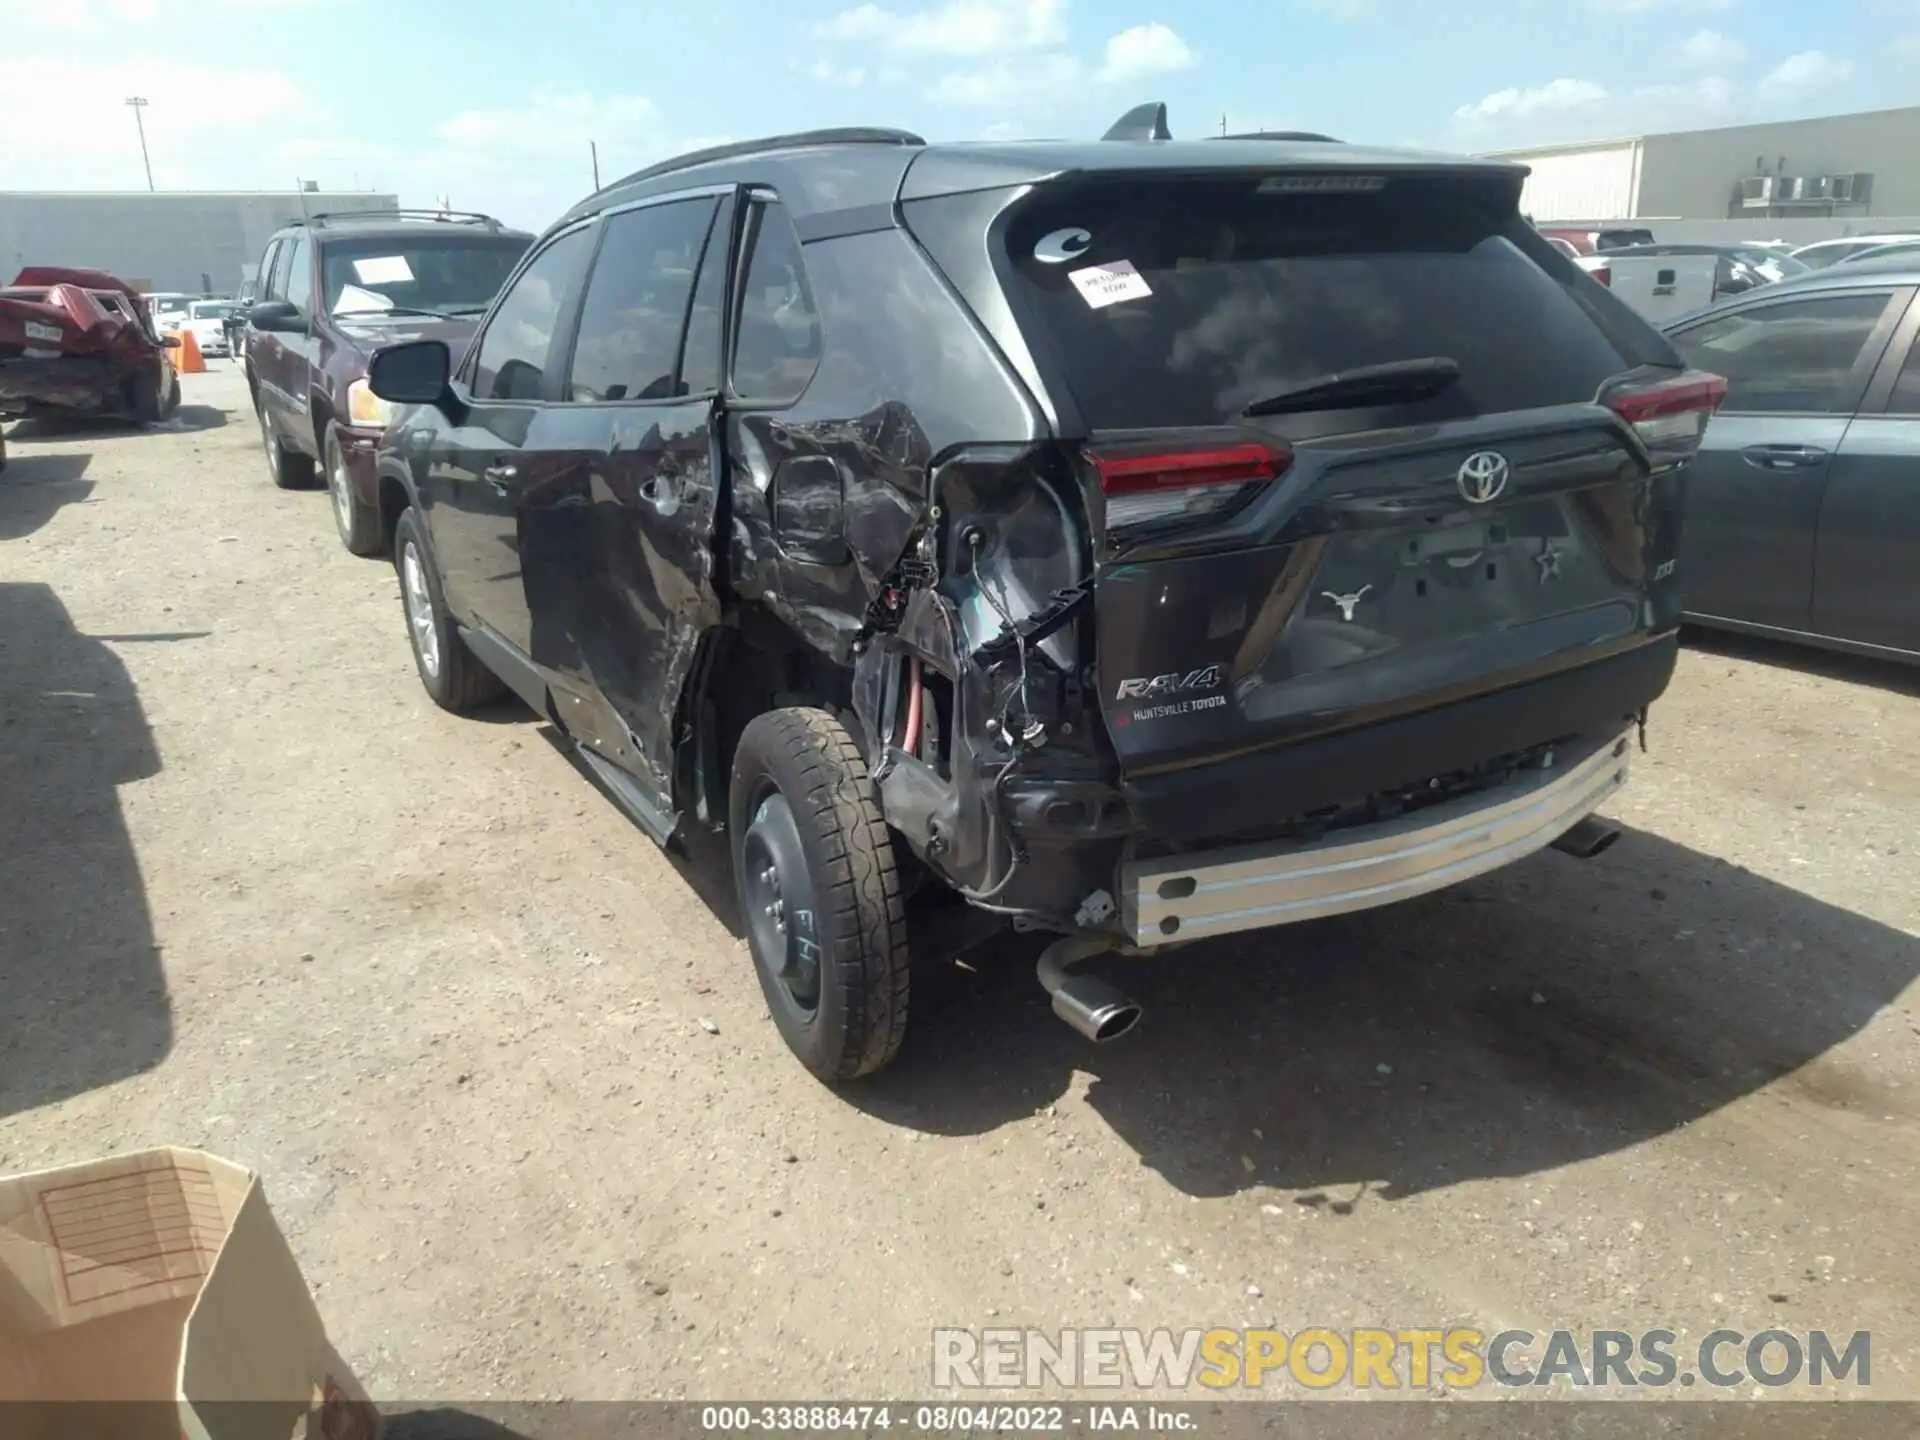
left=1, top=0, right=1917, bottom=232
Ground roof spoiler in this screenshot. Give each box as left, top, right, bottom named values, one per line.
left=1101, top=102, right=1172, bottom=143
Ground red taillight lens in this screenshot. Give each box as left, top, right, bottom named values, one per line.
left=1087, top=440, right=1291, bottom=533
left=1605, top=369, right=1728, bottom=465
left=1590, top=264, right=1612, bottom=287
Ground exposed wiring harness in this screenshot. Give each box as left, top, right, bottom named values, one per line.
left=952, top=528, right=1041, bottom=905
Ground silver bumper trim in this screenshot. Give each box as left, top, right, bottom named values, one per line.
left=1122, top=727, right=1635, bottom=947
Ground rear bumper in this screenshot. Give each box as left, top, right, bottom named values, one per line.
left=1122, top=726, right=1633, bottom=947
left=1121, top=636, right=1676, bottom=843
left=0, top=355, right=118, bottom=411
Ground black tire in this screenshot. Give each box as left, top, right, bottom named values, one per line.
left=161, top=368, right=181, bottom=418
left=259, top=406, right=315, bottom=489
left=127, top=367, right=164, bottom=426
left=729, top=708, right=910, bottom=1082
left=392, top=507, right=507, bottom=712
left=325, top=426, right=386, bottom=556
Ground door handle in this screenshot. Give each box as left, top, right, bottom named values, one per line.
left=483, top=463, right=517, bottom=494
left=1740, top=444, right=1828, bottom=471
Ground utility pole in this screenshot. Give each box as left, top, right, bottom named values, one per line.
left=591, top=140, right=601, bottom=189
left=1221, top=113, right=1228, bottom=137
left=125, top=96, right=154, bottom=191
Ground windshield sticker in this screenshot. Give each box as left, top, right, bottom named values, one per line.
left=352, top=255, right=414, bottom=285
left=1034, top=227, right=1093, bottom=264
left=1069, top=259, right=1152, bottom=310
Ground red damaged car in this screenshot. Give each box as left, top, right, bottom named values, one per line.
left=0, top=267, right=182, bottom=433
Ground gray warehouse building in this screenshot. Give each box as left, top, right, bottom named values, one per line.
left=1483, top=104, right=1920, bottom=245
left=0, top=190, right=400, bottom=295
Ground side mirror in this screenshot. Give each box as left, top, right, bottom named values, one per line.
left=160, top=335, right=182, bottom=350
left=367, top=339, right=452, bottom=406
left=248, top=299, right=302, bottom=333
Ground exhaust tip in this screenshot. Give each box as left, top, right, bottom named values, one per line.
left=1050, top=987, right=1143, bottom=1044
left=1553, top=816, right=1622, bottom=860
left=1036, top=934, right=1145, bottom=1045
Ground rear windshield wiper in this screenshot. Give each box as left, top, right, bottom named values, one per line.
left=1240, top=357, right=1462, bottom=418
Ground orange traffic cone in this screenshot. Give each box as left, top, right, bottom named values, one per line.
left=176, top=328, right=207, bottom=374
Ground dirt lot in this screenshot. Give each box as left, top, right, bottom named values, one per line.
left=3, top=367, right=1919, bottom=1407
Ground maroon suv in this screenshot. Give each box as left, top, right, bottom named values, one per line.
left=241, top=210, right=532, bottom=553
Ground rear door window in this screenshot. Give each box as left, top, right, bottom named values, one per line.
left=1001, top=175, right=1639, bottom=436
left=1671, top=293, right=1896, bottom=414
left=564, top=196, right=720, bottom=402
left=730, top=200, right=822, bottom=405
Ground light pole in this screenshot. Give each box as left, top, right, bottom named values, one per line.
left=125, top=97, right=154, bottom=192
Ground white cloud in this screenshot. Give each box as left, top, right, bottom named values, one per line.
left=933, top=51, right=1082, bottom=106
left=434, top=93, right=656, bottom=155
left=1455, top=77, right=1608, bottom=122
left=814, top=0, right=1065, bottom=57
left=1674, top=27, right=1746, bottom=70
left=1760, top=49, right=1855, bottom=96
left=807, top=60, right=868, bottom=87
left=1096, top=23, right=1195, bottom=82
left=1587, top=0, right=1733, bottom=11
left=0, top=56, right=309, bottom=189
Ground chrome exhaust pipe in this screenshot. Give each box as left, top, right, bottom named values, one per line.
left=1036, top=934, right=1143, bottom=1044
left=1552, top=815, right=1622, bottom=860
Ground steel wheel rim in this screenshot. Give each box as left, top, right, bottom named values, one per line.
left=741, top=791, right=821, bottom=1014
left=401, top=541, right=441, bottom=679
left=329, top=442, right=354, bottom=536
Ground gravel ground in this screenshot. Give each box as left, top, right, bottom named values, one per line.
left=3, top=368, right=1918, bottom=1411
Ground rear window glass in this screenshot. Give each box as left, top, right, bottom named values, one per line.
left=1001, top=176, right=1635, bottom=436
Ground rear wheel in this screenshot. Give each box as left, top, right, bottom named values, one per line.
left=326, top=426, right=386, bottom=556
left=259, top=406, right=315, bottom=489
left=729, top=709, right=910, bottom=1082
left=393, top=507, right=506, bottom=712
left=127, top=368, right=164, bottom=426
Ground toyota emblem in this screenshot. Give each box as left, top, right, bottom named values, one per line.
left=1457, top=451, right=1511, bottom=504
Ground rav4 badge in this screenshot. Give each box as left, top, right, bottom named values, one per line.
left=1115, top=664, right=1223, bottom=702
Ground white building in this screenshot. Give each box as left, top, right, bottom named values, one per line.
left=0, top=191, right=399, bottom=295
left=1483, top=105, right=1920, bottom=245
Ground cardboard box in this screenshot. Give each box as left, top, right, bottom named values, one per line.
left=0, top=1147, right=380, bottom=1440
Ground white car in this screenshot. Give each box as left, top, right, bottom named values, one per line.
left=144, top=292, right=196, bottom=331
left=1788, top=234, right=1920, bottom=272
left=178, top=299, right=238, bottom=357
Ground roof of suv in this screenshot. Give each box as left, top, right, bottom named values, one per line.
left=268, top=210, right=533, bottom=245
left=560, top=128, right=1525, bottom=230
left=1662, top=260, right=1920, bottom=328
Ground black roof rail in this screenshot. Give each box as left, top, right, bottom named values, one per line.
left=598, top=127, right=925, bottom=194
left=1102, top=102, right=1172, bottom=142
left=1217, top=130, right=1343, bottom=143
left=306, top=208, right=508, bottom=231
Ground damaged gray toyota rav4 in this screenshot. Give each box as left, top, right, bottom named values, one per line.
left=364, top=104, right=1727, bottom=1082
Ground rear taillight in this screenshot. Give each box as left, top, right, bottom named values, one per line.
left=1590, top=263, right=1612, bottom=287
left=1605, top=369, right=1728, bottom=466
left=1086, top=440, right=1292, bottom=534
